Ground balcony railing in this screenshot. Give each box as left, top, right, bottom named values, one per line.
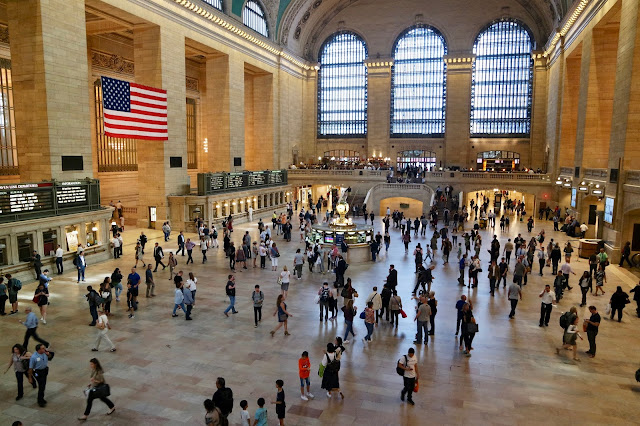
left=559, top=167, right=573, bottom=178
left=583, top=168, right=608, bottom=182
left=625, top=170, right=640, bottom=186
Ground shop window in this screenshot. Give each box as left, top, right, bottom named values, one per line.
left=86, top=223, right=99, bottom=247
left=42, top=230, right=58, bottom=256
left=17, top=234, right=33, bottom=263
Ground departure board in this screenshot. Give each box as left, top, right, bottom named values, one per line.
left=197, top=170, right=288, bottom=195
left=0, top=180, right=101, bottom=222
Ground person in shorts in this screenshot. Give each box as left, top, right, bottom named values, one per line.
left=298, top=351, right=314, bottom=401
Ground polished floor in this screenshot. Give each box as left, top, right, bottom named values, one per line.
left=1, top=208, right=639, bottom=425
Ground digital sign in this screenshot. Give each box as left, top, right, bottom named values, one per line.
left=197, top=170, right=288, bottom=196
left=604, top=197, right=614, bottom=224
left=0, top=180, right=100, bottom=223
left=570, top=188, right=577, bottom=208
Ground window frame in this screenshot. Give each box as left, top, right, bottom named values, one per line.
left=390, top=25, right=448, bottom=138
left=200, top=0, right=223, bottom=11
left=186, top=98, right=198, bottom=170
left=470, top=19, right=535, bottom=138
left=317, top=31, right=369, bottom=139
left=243, top=0, right=269, bottom=38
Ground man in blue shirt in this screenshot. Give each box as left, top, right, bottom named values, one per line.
left=455, top=295, right=469, bottom=336
left=29, top=344, right=50, bottom=407
left=128, top=267, right=141, bottom=310
left=39, top=269, right=52, bottom=289
left=458, top=254, right=467, bottom=285
left=22, top=307, right=50, bottom=350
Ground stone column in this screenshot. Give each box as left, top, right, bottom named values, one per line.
left=133, top=26, right=188, bottom=228
left=572, top=33, right=593, bottom=174
left=443, top=54, right=474, bottom=168
left=545, top=48, right=565, bottom=177
left=365, top=60, right=393, bottom=160
left=529, top=53, right=549, bottom=171
left=229, top=52, right=245, bottom=171
left=205, top=55, right=231, bottom=171
left=7, top=0, right=93, bottom=181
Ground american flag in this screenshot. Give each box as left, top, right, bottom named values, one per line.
left=101, top=76, right=168, bottom=141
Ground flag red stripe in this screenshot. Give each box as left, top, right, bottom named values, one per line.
left=131, top=99, right=168, bottom=110
left=130, top=82, right=167, bottom=94
left=128, top=108, right=167, bottom=118
left=129, top=91, right=167, bottom=102
left=104, top=112, right=167, bottom=125
left=105, top=131, right=168, bottom=141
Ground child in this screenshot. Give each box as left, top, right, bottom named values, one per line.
left=204, top=399, right=217, bottom=425
left=272, top=379, right=285, bottom=426
left=126, top=282, right=135, bottom=319
left=240, top=400, right=250, bottom=426
left=253, top=397, right=267, bottom=426
left=298, top=351, right=314, bottom=400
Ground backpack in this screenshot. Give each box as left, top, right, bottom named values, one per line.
left=320, top=287, right=329, bottom=302
left=11, top=279, right=22, bottom=291
left=396, top=355, right=408, bottom=376
left=325, top=353, right=341, bottom=373
left=340, top=287, right=349, bottom=298
left=213, top=230, right=218, bottom=238
left=559, top=311, right=572, bottom=330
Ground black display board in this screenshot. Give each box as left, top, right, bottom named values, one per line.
left=0, top=180, right=101, bottom=223
left=197, top=170, right=288, bottom=196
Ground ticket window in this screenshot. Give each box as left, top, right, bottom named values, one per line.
left=231, top=202, right=237, bottom=215
left=222, top=203, right=228, bottom=217
left=17, top=234, right=34, bottom=263
left=212, top=204, right=219, bottom=219
left=258, top=196, right=263, bottom=209
left=65, top=226, right=79, bottom=251
left=0, top=238, right=8, bottom=266
left=86, top=223, right=98, bottom=246
left=42, top=230, right=58, bottom=256
left=189, top=205, right=204, bottom=221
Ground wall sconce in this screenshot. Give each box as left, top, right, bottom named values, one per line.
left=555, top=180, right=563, bottom=185
left=563, top=183, right=571, bottom=187
left=232, top=202, right=237, bottom=205
left=318, top=157, right=322, bottom=161
left=92, top=226, right=98, bottom=232
left=224, top=203, right=228, bottom=207
left=240, top=200, right=244, bottom=204
left=0, top=243, right=6, bottom=249
left=203, top=138, right=209, bottom=153
left=254, top=197, right=258, bottom=201
left=50, top=233, right=57, bottom=239
left=24, top=238, right=31, bottom=244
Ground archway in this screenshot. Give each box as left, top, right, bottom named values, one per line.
left=380, top=197, right=424, bottom=217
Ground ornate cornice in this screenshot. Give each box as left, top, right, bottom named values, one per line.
left=91, top=51, right=134, bottom=75
left=186, top=76, right=199, bottom=92
left=0, top=24, right=8, bottom=44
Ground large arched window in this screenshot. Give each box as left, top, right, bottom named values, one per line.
left=243, top=0, right=269, bottom=38
left=391, top=26, right=447, bottom=137
left=317, top=32, right=368, bottom=137
left=471, top=20, right=534, bottom=137
left=201, top=0, right=222, bottom=11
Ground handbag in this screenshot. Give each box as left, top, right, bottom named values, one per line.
left=359, top=311, right=366, bottom=319
left=277, top=276, right=283, bottom=285
left=467, top=322, right=479, bottom=333
left=314, top=295, right=320, bottom=304
left=400, top=309, right=407, bottom=319
left=413, top=381, right=419, bottom=393
left=91, top=383, right=111, bottom=398
left=318, top=363, right=326, bottom=378
left=605, top=303, right=611, bottom=315
left=32, top=295, right=40, bottom=304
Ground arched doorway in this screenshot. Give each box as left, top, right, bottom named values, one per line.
left=380, top=197, right=424, bottom=217
left=396, top=150, right=436, bottom=172
left=476, top=151, right=520, bottom=171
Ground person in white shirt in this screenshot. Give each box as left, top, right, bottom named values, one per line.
left=538, top=284, right=557, bottom=327
left=55, top=245, right=64, bottom=274
left=560, top=260, right=576, bottom=290
left=398, top=348, right=419, bottom=405
left=579, top=223, right=588, bottom=238
left=248, top=206, right=254, bottom=222
left=91, top=307, right=116, bottom=352
left=537, top=248, right=546, bottom=276
left=185, top=272, right=197, bottom=304
left=112, top=235, right=121, bottom=259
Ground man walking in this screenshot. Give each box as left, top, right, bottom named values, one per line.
left=153, top=243, right=166, bottom=272
left=85, top=286, right=100, bottom=326
left=487, top=259, right=499, bottom=296
left=398, top=348, right=419, bottom=406
left=537, top=247, right=546, bottom=276
left=252, top=285, right=264, bottom=327
left=366, top=286, right=383, bottom=324
left=293, top=249, right=304, bottom=280
left=560, top=258, right=576, bottom=290
left=74, top=252, right=87, bottom=283
left=128, top=267, right=141, bottom=309
left=145, top=264, right=155, bottom=298
left=508, top=281, right=522, bottom=319
left=538, top=285, right=556, bottom=327
left=584, top=305, right=601, bottom=358
left=185, top=238, right=195, bottom=264
left=455, top=295, right=469, bottom=335
left=21, top=307, right=50, bottom=350
left=414, top=295, right=431, bottom=345
left=55, top=245, right=63, bottom=274
left=28, top=344, right=51, bottom=407
left=224, top=275, right=238, bottom=316
left=177, top=231, right=186, bottom=256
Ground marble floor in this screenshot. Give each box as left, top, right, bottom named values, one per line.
left=1, top=209, right=639, bottom=426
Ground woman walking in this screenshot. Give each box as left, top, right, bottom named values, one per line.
left=320, top=343, right=344, bottom=399
left=4, top=344, right=36, bottom=400
left=341, top=278, right=358, bottom=306
left=413, top=244, right=423, bottom=273
left=362, top=301, right=375, bottom=343
left=236, top=244, right=247, bottom=270
left=186, top=272, right=197, bottom=304
left=111, top=268, right=123, bottom=302
left=279, top=266, right=291, bottom=298
left=270, top=295, right=292, bottom=337
left=341, top=299, right=357, bottom=343
left=389, top=290, right=402, bottom=327
left=33, top=283, right=49, bottom=324
left=271, top=243, right=280, bottom=271
left=556, top=315, right=582, bottom=361
left=594, top=264, right=606, bottom=296
left=99, top=277, right=113, bottom=316
left=134, top=241, right=145, bottom=268
left=77, top=358, right=115, bottom=420
left=201, top=236, right=209, bottom=263
left=460, top=302, right=476, bottom=356
left=609, top=286, right=630, bottom=322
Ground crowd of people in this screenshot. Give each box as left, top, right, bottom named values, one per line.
left=3, top=187, right=640, bottom=425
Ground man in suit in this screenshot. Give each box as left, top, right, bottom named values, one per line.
left=177, top=231, right=186, bottom=256
left=334, top=255, right=347, bottom=288
left=153, top=243, right=166, bottom=272
left=31, top=251, right=42, bottom=280
left=386, top=264, right=398, bottom=291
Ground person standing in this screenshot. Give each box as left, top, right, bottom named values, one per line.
left=427, top=291, right=438, bottom=335
left=398, top=347, right=418, bottom=405
left=172, top=281, right=187, bottom=318
left=153, top=243, right=165, bottom=272
left=293, top=249, right=304, bottom=278
left=298, top=351, right=314, bottom=401
left=91, top=307, right=116, bottom=352
left=362, top=302, right=375, bottom=343
left=556, top=315, right=582, bottom=361
left=0, top=277, right=7, bottom=316
left=177, top=231, right=185, bottom=256
left=508, top=281, right=522, bottom=319
left=34, top=283, right=49, bottom=324
left=619, top=241, right=632, bottom=267
left=86, top=286, right=101, bottom=326
left=577, top=270, right=590, bottom=307
left=386, top=264, right=398, bottom=290
left=318, top=282, right=331, bottom=322
left=186, top=272, right=197, bottom=304
left=584, top=306, right=600, bottom=358
left=183, top=280, right=194, bottom=321
left=270, top=243, right=280, bottom=271
left=185, top=238, right=195, bottom=264
left=21, top=307, right=50, bottom=351
left=75, top=252, right=87, bottom=283
left=380, top=283, right=392, bottom=322
left=224, top=275, right=238, bottom=317
left=366, top=286, right=383, bottom=325
left=414, top=295, right=431, bottom=345
left=31, top=250, right=43, bottom=280
left=630, top=281, right=640, bottom=318
left=487, top=260, right=499, bottom=296
left=55, top=245, right=63, bottom=275
left=77, top=358, right=116, bottom=420
left=537, top=247, right=546, bottom=276
left=142, top=264, right=154, bottom=298
left=389, top=290, right=402, bottom=328
left=341, top=299, right=357, bottom=343
left=609, top=286, right=630, bottom=322
left=272, top=379, right=286, bottom=426
left=167, top=252, right=178, bottom=281
left=460, top=303, right=476, bottom=356
left=252, top=285, right=264, bottom=328
left=28, top=344, right=51, bottom=407
left=111, top=234, right=121, bottom=259
left=320, top=343, right=343, bottom=399
left=538, top=285, right=556, bottom=327
left=127, top=268, right=141, bottom=310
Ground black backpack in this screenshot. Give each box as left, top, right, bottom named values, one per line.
left=218, top=388, right=233, bottom=417
left=559, top=311, right=573, bottom=330
left=320, top=287, right=329, bottom=302
left=325, top=353, right=341, bottom=373
left=396, top=355, right=408, bottom=376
